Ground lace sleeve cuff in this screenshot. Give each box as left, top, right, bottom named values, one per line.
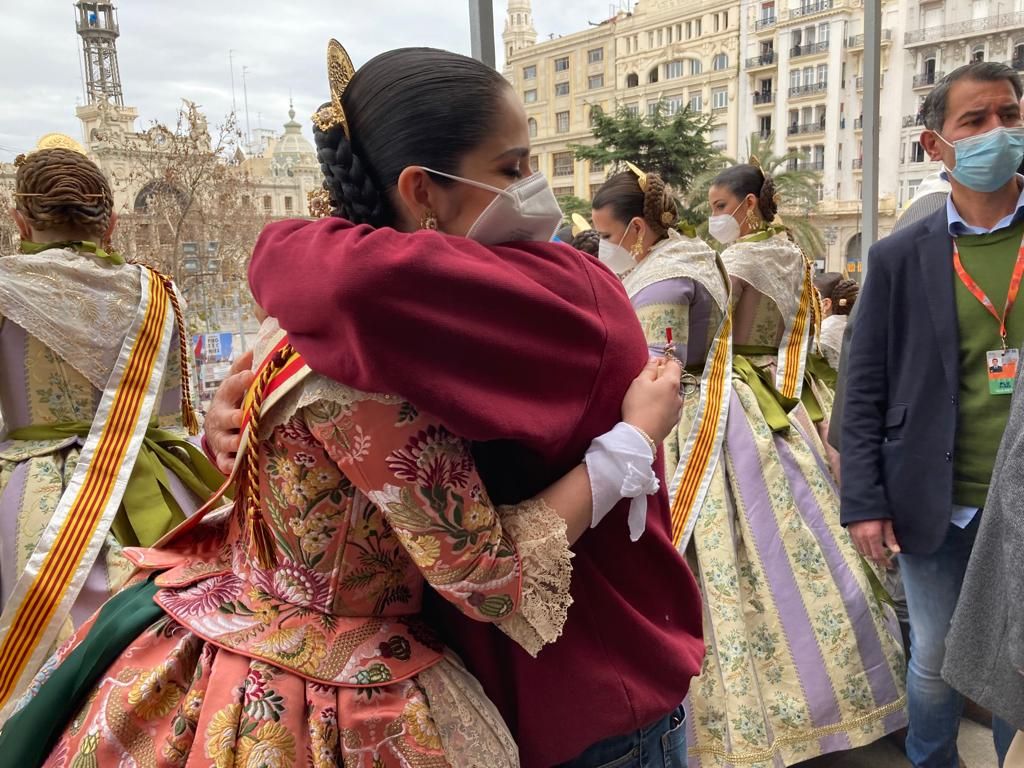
left=496, top=498, right=574, bottom=657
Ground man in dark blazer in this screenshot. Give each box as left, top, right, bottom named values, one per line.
left=841, top=61, right=1024, bottom=767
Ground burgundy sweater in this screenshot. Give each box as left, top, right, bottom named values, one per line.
left=249, top=218, right=704, bottom=766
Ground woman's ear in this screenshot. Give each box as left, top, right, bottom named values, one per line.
left=396, top=167, right=440, bottom=230
left=12, top=209, right=32, bottom=241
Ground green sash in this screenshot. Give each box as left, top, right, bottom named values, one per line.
left=0, top=575, right=163, bottom=762
left=733, top=346, right=834, bottom=432
left=7, top=423, right=224, bottom=548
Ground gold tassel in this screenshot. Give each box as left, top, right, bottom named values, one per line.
left=147, top=268, right=200, bottom=435
left=233, top=345, right=294, bottom=569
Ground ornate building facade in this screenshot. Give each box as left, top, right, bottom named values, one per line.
left=508, top=0, right=1024, bottom=276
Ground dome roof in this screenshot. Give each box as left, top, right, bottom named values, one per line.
left=272, top=104, right=316, bottom=162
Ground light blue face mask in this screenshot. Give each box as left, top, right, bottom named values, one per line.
left=936, top=126, right=1024, bottom=193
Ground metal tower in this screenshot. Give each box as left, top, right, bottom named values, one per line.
left=75, top=2, right=125, bottom=106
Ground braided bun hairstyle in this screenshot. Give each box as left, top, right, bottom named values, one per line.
left=829, top=278, right=859, bottom=316
left=312, top=47, right=510, bottom=228
left=591, top=170, right=679, bottom=239
left=571, top=229, right=600, bottom=257
left=15, top=148, right=114, bottom=239
left=710, top=163, right=778, bottom=225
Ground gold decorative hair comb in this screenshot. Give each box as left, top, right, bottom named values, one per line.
left=625, top=160, right=648, bottom=192
left=311, top=39, right=356, bottom=138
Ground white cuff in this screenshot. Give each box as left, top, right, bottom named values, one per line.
left=584, top=422, right=660, bottom=541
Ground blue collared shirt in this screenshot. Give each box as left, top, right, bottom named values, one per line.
left=943, top=172, right=1024, bottom=528
left=943, top=172, right=1024, bottom=236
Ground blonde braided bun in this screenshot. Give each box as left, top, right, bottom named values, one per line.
left=15, top=148, right=114, bottom=238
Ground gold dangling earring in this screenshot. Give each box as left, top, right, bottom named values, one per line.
left=630, top=236, right=645, bottom=262
left=419, top=210, right=438, bottom=230
left=745, top=206, right=763, bottom=233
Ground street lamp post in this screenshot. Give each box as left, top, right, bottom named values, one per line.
left=860, top=0, right=882, bottom=276
left=469, top=0, right=496, bottom=69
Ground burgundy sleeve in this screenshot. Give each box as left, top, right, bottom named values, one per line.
left=248, top=218, right=637, bottom=450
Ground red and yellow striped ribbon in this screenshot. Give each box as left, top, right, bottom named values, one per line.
left=779, top=259, right=815, bottom=400
left=670, top=309, right=733, bottom=547
left=0, top=271, right=169, bottom=709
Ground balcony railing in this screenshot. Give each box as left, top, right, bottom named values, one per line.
left=788, top=82, right=829, bottom=98
left=790, top=0, right=834, bottom=19
left=852, top=158, right=864, bottom=170
left=753, top=91, right=774, bottom=105
left=902, top=114, right=925, bottom=128
left=754, top=15, right=777, bottom=30
left=905, top=11, right=1024, bottom=45
left=913, top=71, right=944, bottom=88
left=791, top=40, right=830, bottom=58
left=853, top=116, right=880, bottom=130
left=803, top=159, right=826, bottom=171
left=846, top=30, right=893, bottom=48
left=855, top=74, right=885, bottom=90
left=1012, top=56, right=1024, bottom=71
left=787, top=121, right=826, bottom=135
left=745, top=52, right=776, bottom=68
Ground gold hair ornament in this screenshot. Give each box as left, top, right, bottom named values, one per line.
left=625, top=161, right=648, bottom=192
left=571, top=213, right=592, bottom=236
left=311, top=39, right=356, bottom=138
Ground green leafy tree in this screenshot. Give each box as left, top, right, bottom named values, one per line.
left=571, top=102, right=722, bottom=224
left=556, top=194, right=592, bottom=227
left=688, top=131, right=824, bottom=257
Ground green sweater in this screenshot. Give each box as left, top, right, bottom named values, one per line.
left=954, top=220, right=1024, bottom=506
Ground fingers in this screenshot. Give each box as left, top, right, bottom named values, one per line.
left=881, top=520, right=901, bottom=555
left=228, top=350, right=254, bottom=377
left=851, top=522, right=891, bottom=568
left=639, top=357, right=661, bottom=381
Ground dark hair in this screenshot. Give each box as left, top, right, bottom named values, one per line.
left=591, top=170, right=679, bottom=237
left=710, top=163, right=778, bottom=223
left=814, top=272, right=843, bottom=301
left=314, top=48, right=510, bottom=227
left=830, top=278, right=859, bottom=316
left=922, top=61, right=1024, bottom=131
left=572, top=228, right=600, bottom=257
left=15, top=148, right=113, bottom=238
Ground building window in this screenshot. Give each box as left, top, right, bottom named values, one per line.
left=530, top=155, right=539, bottom=173
left=528, top=118, right=538, bottom=138
left=647, top=102, right=660, bottom=116
left=648, top=31, right=655, bottom=48
left=911, top=140, right=926, bottom=163
left=591, top=159, right=605, bottom=173
left=658, top=29, right=664, bottom=46
left=713, top=53, right=729, bottom=71
left=816, top=183, right=825, bottom=202
left=665, top=95, right=684, bottom=115
left=554, top=56, right=570, bottom=72
left=588, top=73, right=605, bottom=89
left=790, top=69, right=802, bottom=89
left=690, top=59, right=703, bottom=75
left=262, top=195, right=272, bottom=213
left=685, top=21, right=693, bottom=39
left=553, top=151, right=574, bottom=176
left=667, top=27, right=673, bottom=44
left=626, top=103, right=640, bottom=116
left=714, top=13, right=721, bottom=32
left=676, top=23, right=683, bottom=40
left=712, top=87, right=728, bottom=111
left=759, top=115, right=773, bottom=138
left=523, top=65, right=537, bottom=80
left=556, top=111, right=570, bottom=133
left=284, top=196, right=293, bottom=212
left=555, top=82, right=570, bottom=97
left=588, top=47, right=604, bottom=64
left=817, top=63, right=828, bottom=84
left=626, top=72, right=639, bottom=88
left=689, top=92, right=703, bottom=111
left=665, top=60, right=685, bottom=79
left=590, top=183, right=604, bottom=198
left=695, top=18, right=702, bottom=36
left=723, top=10, right=729, bottom=28
left=588, top=107, right=599, bottom=126
left=972, top=44, right=985, bottom=62
left=524, top=89, right=538, bottom=103
left=552, top=186, right=574, bottom=197
left=649, top=67, right=660, bottom=84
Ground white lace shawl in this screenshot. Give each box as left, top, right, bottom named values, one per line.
left=0, top=248, right=143, bottom=391
left=721, top=232, right=805, bottom=324
left=623, top=230, right=729, bottom=312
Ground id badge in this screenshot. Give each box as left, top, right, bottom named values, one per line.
left=987, top=348, right=1018, bottom=395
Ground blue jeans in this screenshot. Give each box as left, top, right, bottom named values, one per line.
left=899, top=517, right=1015, bottom=768
left=557, top=707, right=687, bottom=768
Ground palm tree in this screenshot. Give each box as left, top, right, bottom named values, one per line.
left=687, top=131, right=824, bottom=258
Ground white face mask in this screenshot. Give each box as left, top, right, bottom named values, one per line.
left=419, top=168, right=564, bottom=245
left=708, top=200, right=744, bottom=245
left=598, top=229, right=637, bottom=276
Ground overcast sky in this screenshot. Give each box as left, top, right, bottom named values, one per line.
left=0, top=0, right=618, bottom=161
